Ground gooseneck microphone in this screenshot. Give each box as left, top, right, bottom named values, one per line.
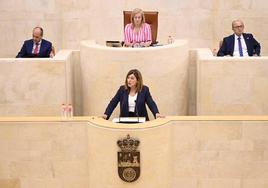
left=134, top=100, right=140, bottom=123
left=119, top=110, right=121, bottom=123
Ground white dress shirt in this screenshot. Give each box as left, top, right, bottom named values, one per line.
left=128, top=93, right=137, bottom=112
left=32, top=40, right=42, bottom=54
left=233, top=34, right=248, bottom=57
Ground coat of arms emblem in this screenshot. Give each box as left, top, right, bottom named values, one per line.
left=117, top=134, right=140, bottom=182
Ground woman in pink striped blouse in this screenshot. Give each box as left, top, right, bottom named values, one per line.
left=124, top=8, right=152, bottom=47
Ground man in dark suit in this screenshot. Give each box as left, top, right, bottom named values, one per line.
left=16, top=27, right=53, bottom=58
left=217, top=20, right=261, bottom=57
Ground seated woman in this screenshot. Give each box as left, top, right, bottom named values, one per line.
left=102, top=69, right=164, bottom=121
left=124, top=8, right=152, bottom=47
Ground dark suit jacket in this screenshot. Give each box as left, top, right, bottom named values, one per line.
left=217, top=33, right=261, bottom=56
left=104, top=85, right=159, bottom=121
left=16, top=39, right=52, bottom=58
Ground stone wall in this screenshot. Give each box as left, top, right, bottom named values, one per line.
left=0, top=116, right=268, bottom=188
left=1, top=0, right=267, bottom=57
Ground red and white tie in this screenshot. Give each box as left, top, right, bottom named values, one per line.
left=33, top=43, right=39, bottom=55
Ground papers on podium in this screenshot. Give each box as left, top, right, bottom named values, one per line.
left=106, top=41, right=122, bottom=47
left=112, top=117, right=146, bottom=124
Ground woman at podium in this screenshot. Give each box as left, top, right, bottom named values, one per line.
left=124, top=8, right=152, bottom=47
left=102, top=69, right=163, bottom=121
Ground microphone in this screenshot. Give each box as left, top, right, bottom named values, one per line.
left=134, top=100, right=140, bottom=123
left=119, top=109, right=121, bottom=123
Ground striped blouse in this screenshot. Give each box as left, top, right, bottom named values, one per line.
left=124, top=23, right=152, bottom=44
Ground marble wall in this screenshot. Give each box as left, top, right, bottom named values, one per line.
left=0, top=50, right=74, bottom=116
left=196, top=48, right=268, bottom=115
left=1, top=116, right=268, bottom=188
left=80, top=40, right=189, bottom=118
left=1, top=0, right=268, bottom=57
left=0, top=120, right=89, bottom=188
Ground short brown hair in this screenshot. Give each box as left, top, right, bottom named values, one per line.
left=33, top=26, right=44, bottom=36
left=131, top=8, right=146, bottom=26
left=124, top=69, right=143, bottom=92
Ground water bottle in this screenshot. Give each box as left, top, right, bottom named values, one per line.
left=61, top=104, right=67, bottom=118
left=167, top=36, right=173, bottom=44
left=67, top=104, right=73, bottom=118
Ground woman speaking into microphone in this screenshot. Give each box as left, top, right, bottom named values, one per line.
left=102, top=69, right=164, bottom=121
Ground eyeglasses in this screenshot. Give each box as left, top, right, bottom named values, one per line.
left=233, top=25, right=244, bottom=29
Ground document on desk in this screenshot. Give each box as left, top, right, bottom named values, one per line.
left=112, top=117, right=146, bottom=123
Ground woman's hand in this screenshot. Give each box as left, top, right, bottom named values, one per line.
left=139, top=42, right=145, bottom=47
left=102, top=114, right=108, bottom=120
left=124, top=42, right=133, bottom=47
left=139, top=41, right=151, bottom=47
left=145, top=41, right=152, bottom=47
left=156, top=113, right=165, bottom=118
left=133, top=43, right=141, bottom=48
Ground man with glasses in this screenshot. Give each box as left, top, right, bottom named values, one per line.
left=217, top=20, right=261, bottom=57
left=16, top=27, right=53, bottom=58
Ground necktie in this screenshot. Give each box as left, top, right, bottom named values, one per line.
left=238, top=37, right=243, bottom=57
left=33, top=43, right=39, bottom=55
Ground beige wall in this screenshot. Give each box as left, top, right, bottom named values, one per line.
left=2, top=47, right=268, bottom=117
left=0, top=119, right=89, bottom=188
left=80, top=40, right=189, bottom=118
left=0, top=50, right=74, bottom=116
left=1, top=116, right=268, bottom=188
left=1, top=0, right=268, bottom=57
left=196, top=48, right=268, bottom=115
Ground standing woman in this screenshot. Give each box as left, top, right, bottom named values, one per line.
left=124, top=8, right=152, bottom=47
left=102, top=69, right=163, bottom=121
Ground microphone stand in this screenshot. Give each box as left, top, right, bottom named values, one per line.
left=119, top=111, right=121, bottom=123
left=134, top=100, right=140, bottom=123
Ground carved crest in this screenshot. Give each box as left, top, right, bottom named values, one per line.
left=117, top=134, right=140, bottom=182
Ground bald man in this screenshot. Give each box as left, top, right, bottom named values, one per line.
left=217, top=20, right=261, bottom=57
left=16, top=27, right=53, bottom=58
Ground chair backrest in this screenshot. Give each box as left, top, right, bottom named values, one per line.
left=123, top=11, right=158, bottom=44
